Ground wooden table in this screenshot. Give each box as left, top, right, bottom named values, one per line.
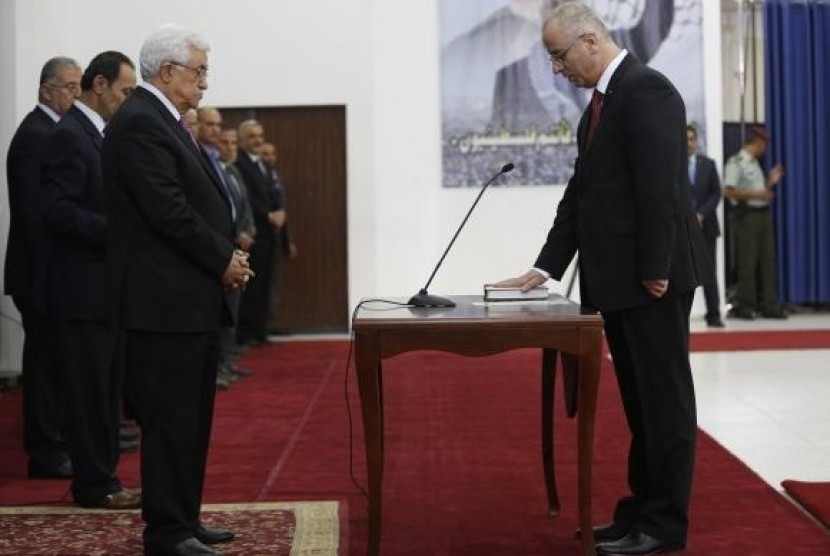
left=352, top=294, right=604, bottom=556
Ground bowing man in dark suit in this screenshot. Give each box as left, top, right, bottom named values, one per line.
left=5, top=56, right=82, bottom=479
left=493, top=4, right=705, bottom=555
left=39, top=51, right=140, bottom=509
left=687, top=125, right=724, bottom=328
left=103, top=24, right=253, bottom=556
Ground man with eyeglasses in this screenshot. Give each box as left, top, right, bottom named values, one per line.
left=5, top=56, right=81, bottom=481
left=103, top=24, right=252, bottom=556
left=492, top=3, right=705, bottom=555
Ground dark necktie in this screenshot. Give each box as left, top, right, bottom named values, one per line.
left=588, top=89, right=603, bottom=143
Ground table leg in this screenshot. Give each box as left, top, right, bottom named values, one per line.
left=577, top=328, right=602, bottom=556
left=541, top=348, right=560, bottom=516
left=562, top=353, right=579, bottom=418
left=354, top=333, right=384, bottom=556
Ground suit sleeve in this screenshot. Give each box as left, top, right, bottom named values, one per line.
left=7, top=124, right=50, bottom=254
left=534, top=159, right=580, bottom=279
left=227, top=167, right=256, bottom=236
left=41, top=128, right=107, bottom=246
left=624, top=73, right=685, bottom=279
left=116, top=116, right=232, bottom=277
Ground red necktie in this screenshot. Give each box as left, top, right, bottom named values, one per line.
left=588, top=89, right=603, bottom=143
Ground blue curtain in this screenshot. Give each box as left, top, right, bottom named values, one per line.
left=763, top=0, right=830, bottom=304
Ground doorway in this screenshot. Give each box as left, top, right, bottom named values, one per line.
left=220, top=105, right=348, bottom=333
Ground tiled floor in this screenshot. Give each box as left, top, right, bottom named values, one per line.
left=690, top=312, right=830, bottom=490
left=280, top=311, right=830, bottom=492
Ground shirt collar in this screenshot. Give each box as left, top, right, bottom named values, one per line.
left=595, top=49, right=628, bottom=95
left=37, top=103, right=61, bottom=123
left=138, top=81, right=182, bottom=121
left=73, top=99, right=106, bottom=136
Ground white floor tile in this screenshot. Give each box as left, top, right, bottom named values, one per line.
left=690, top=314, right=830, bottom=490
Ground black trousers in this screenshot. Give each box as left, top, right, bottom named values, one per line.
left=53, top=319, right=121, bottom=504
left=602, top=289, right=696, bottom=545
left=12, top=294, right=67, bottom=465
left=237, top=229, right=275, bottom=344
left=125, top=330, right=219, bottom=550
left=699, top=234, right=721, bottom=320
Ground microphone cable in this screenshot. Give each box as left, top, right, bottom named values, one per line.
left=344, top=298, right=413, bottom=502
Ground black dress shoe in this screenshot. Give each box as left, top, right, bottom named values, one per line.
left=120, top=438, right=139, bottom=452
left=727, top=306, right=755, bottom=320
left=575, top=522, right=630, bottom=543
left=195, top=524, right=234, bottom=545
left=77, top=488, right=141, bottom=510
left=705, top=316, right=725, bottom=328
left=228, top=364, right=253, bottom=377
left=27, top=457, right=72, bottom=479
left=144, top=537, right=223, bottom=556
left=760, top=306, right=788, bottom=319
left=596, top=531, right=684, bottom=555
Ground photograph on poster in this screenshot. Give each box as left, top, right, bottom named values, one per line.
left=440, top=0, right=705, bottom=186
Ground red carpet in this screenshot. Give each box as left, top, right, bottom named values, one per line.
left=690, top=328, right=830, bottom=351
left=782, top=480, right=830, bottom=530
left=1, top=340, right=829, bottom=555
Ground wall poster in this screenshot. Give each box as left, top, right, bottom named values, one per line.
left=440, top=0, right=705, bottom=186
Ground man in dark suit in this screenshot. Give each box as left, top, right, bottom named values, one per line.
left=5, top=56, right=82, bottom=479
left=259, top=142, right=297, bottom=334
left=39, top=51, right=139, bottom=509
left=234, top=120, right=284, bottom=347
left=687, top=125, right=725, bottom=327
left=197, top=108, right=255, bottom=387
left=493, top=3, right=704, bottom=554
left=103, top=24, right=252, bottom=556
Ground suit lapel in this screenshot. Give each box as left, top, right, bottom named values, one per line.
left=69, top=105, right=103, bottom=151
left=132, top=88, right=232, bottom=214
left=579, top=55, right=636, bottom=153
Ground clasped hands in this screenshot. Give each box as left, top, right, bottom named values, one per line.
left=222, top=249, right=255, bottom=290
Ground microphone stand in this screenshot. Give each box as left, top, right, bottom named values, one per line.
left=408, top=163, right=514, bottom=308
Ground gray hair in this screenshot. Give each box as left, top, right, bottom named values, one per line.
left=544, top=1, right=611, bottom=41
left=39, top=56, right=81, bottom=85
left=139, top=23, right=210, bottom=80
left=238, top=119, right=262, bottom=135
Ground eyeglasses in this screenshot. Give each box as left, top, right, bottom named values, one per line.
left=167, top=61, right=209, bottom=80
left=549, top=33, right=587, bottom=65
left=45, top=81, right=80, bottom=93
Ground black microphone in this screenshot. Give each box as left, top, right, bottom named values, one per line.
left=408, top=163, right=515, bottom=308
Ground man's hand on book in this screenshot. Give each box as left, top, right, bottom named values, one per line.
left=487, top=269, right=547, bottom=292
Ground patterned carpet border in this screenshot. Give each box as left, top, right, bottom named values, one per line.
left=0, top=501, right=339, bottom=556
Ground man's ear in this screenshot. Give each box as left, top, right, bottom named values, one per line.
left=583, top=32, right=599, bottom=52
left=93, top=74, right=109, bottom=95
left=40, top=83, right=54, bottom=103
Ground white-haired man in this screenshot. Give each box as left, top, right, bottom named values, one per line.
left=103, top=24, right=252, bottom=556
